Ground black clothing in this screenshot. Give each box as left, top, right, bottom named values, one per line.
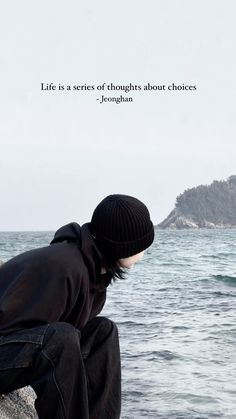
left=0, top=318, right=121, bottom=419
left=0, top=222, right=121, bottom=418
left=0, top=222, right=107, bottom=336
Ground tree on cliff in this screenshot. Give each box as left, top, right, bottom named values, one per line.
left=174, top=176, right=236, bottom=225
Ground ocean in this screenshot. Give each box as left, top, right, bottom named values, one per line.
left=0, top=229, right=235, bottom=419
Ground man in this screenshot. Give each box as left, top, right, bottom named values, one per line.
left=0, top=194, right=154, bottom=419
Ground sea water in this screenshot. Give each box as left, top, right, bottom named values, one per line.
left=0, top=229, right=235, bottom=419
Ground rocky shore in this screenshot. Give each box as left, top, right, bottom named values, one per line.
left=157, top=208, right=236, bottom=229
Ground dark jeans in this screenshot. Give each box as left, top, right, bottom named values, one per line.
left=0, top=317, right=121, bottom=419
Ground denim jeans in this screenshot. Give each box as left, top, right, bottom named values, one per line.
left=0, top=317, right=121, bottom=419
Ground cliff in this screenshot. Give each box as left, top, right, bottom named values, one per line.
left=158, top=176, right=236, bottom=229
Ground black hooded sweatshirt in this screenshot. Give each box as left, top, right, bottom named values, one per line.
left=0, top=222, right=108, bottom=336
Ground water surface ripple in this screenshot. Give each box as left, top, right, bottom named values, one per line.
left=0, top=229, right=236, bottom=418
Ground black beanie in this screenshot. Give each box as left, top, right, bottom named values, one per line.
left=90, top=194, right=155, bottom=259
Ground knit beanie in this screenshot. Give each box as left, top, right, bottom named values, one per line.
left=90, top=194, right=155, bottom=260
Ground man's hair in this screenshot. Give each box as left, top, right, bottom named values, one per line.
left=100, top=256, right=127, bottom=285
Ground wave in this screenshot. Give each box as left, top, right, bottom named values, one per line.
left=150, top=350, right=181, bottom=361
left=201, top=253, right=236, bottom=259
left=212, top=274, right=236, bottom=285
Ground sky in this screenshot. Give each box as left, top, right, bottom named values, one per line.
left=0, top=1, right=235, bottom=230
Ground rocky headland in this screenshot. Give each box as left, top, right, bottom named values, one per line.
left=158, top=176, right=236, bottom=229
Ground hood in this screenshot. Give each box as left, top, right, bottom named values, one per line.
left=50, top=222, right=104, bottom=284
left=50, top=222, right=82, bottom=244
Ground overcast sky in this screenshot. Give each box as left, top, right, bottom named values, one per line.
left=0, top=1, right=235, bottom=230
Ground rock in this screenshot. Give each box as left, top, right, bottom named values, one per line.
left=157, top=208, right=203, bottom=229
left=0, top=387, right=37, bottom=418
left=157, top=209, right=199, bottom=229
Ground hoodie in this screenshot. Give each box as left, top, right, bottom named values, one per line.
left=0, top=223, right=108, bottom=336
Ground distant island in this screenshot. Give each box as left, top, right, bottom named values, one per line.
left=157, top=176, right=236, bottom=229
